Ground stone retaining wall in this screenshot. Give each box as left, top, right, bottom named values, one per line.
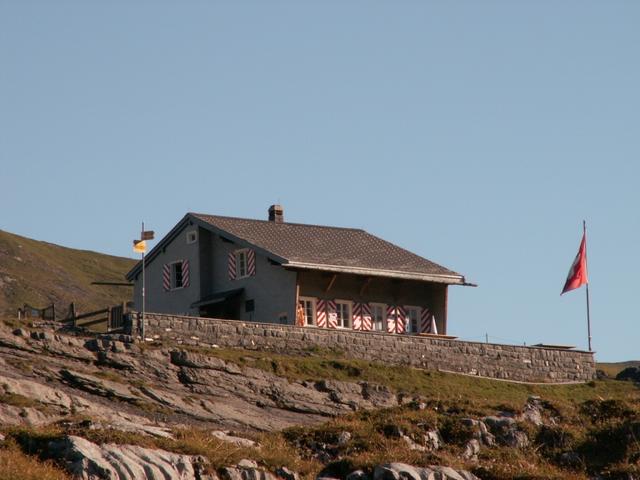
left=132, top=313, right=596, bottom=383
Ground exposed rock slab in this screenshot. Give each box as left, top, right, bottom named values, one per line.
left=373, top=462, right=480, bottom=480
left=48, top=435, right=207, bottom=480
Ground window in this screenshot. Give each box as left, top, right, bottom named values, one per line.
left=171, top=262, right=184, bottom=289
left=245, top=299, right=255, bottom=313
left=335, top=300, right=351, bottom=328
left=299, top=297, right=316, bottom=326
left=236, top=249, right=248, bottom=278
left=405, top=306, right=420, bottom=334
left=371, top=303, right=386, bottom=331
left=186, top=230, right=197, bottom=244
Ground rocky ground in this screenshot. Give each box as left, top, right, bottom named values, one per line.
left=0, top=324, right=401, bottom=434
left=0, top=322, right=639, bottom=480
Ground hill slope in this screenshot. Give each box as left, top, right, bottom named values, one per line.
left=0, top=229, right=135, bottom=317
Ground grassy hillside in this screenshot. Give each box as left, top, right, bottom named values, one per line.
left=0, top=229, right=136, bottom=318
left=597, top=361, right=640, bottom=378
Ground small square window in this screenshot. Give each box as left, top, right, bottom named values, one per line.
left=186, top=230, right=197, bottom=244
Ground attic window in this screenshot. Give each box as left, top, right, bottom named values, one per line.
left=186, top=230, right=197, bottom=244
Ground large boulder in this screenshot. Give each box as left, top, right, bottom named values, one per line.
left=483, top=416, right=529, bottom=449
left=616, top=367, right=640, bottom=383
left=372, top=462, right=480, bottom=480
left=48, top=435, right=207, bottom=480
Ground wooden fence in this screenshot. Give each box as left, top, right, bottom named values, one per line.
left=65, top=302, right=127, bottom=332
left=17, top=303, right=56, bottom=321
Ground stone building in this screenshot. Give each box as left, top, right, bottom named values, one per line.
left=126, top=205, right=472, bottom=335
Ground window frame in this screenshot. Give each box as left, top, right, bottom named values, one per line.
left=235, top=248, right=250, bottom=279
left=370, top=303, right=387, bottom=332
left=169, top=260, right=185, bottom=290
left=186, top=230, right=198, bottom=244
left=299, top=296, right=317, bottom=326
left=334, top=299, right=352, bottom=329
left=405, top=306, right=420, bottom=334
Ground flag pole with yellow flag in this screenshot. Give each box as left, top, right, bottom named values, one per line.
left=133, top=223, right=154, bottom=337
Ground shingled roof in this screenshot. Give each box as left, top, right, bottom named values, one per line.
left=188, top=213, right=465, bottom=284
left=126, top=211, right=466, bottom=284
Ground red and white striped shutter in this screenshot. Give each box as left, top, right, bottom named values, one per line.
left=316, top=300, right=327, bottom=328
left=361, top=303, right=373, bottom=331
left=162, top=264, right=171, bottom=291
left=352, top=302, right=362, bottom=330
left=182, top=259, right=190, bottom=288
left=327, top=301, right=338, bottom=329
left=396, top=306, right=406, bottom=334
left=228, top=252, right=237, bottom=280
left=386, top=306, right=396, bottom=333
left=420, top=308, right=431, bottom=334
left=247, top=249, right=256, bottom=276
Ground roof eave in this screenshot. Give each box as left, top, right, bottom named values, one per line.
left=284, top=261, right=467, bottom=285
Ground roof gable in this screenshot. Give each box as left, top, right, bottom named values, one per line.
left=126, top=212, right=466, bottom=284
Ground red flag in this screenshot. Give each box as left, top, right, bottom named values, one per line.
left=561, top=233, right=588, bottom=295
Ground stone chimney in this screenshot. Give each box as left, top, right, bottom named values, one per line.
left=268, top=204, right=284, bottom=223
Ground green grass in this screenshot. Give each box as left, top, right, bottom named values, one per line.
left=0, top=229, right=135, bottom=319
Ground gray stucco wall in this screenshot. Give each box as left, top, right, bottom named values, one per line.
left=209, top=234, right=297, bottom=324
left=132, top=224, right=201, bottom=316
left=133, top=224, right=297, bottom=323
left=297, top=270, right=448, bottom=332
left=133, top=313, right=596, bottom=384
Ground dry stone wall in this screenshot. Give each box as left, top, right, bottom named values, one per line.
left=132, top=313, right=595, bottom=383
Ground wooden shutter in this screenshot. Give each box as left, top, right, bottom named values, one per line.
left=228, top=252, right=237, bottom=280
left=420, top=308, right=431, bottom=334
left=396, top=306, right=406, bottom=334
left=162, top=264, right=171, bottom=291
left=247, top=249, right=256, bottom=276
left=316, top=299, right=327, bottom=327
left=352, top=302, right=363, bottom=330
left=182, top=260, right=190, bottom=288
left=361, top=303, right=373, bottom=331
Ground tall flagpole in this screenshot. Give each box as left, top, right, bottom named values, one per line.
left=141, top=221, right=145, bottom=338
left=584, top=220, right=592, bottom=352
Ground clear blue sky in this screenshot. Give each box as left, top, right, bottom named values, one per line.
left=2, top=1, right=638, bottom=362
